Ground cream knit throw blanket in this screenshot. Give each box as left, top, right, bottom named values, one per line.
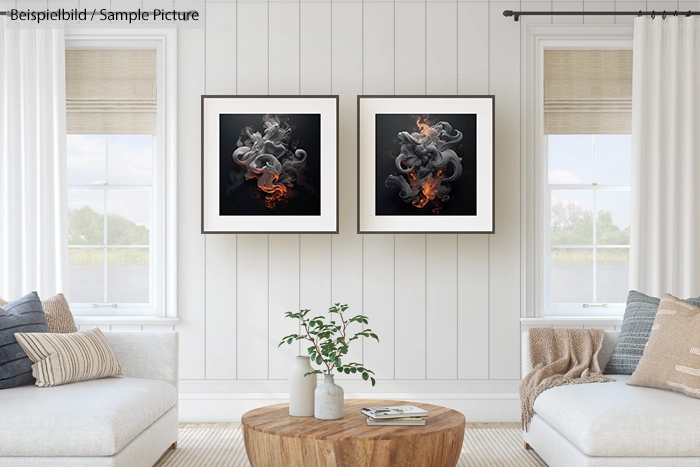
left=520, top=328, right=614, bottom=431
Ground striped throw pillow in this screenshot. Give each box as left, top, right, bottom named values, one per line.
left=629, top=294, right=700, bottom=399
left=0, top=292, right=51, bottom=389
left=15, top=327, right=123, bottom=387
left=1, top=294, right=77, bottom=334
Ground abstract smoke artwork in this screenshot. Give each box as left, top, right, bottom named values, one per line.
left=202, top=96, right=338, bottom=233
left=375, top=114, right=476, bottom=216
left=358, top=96, right=494, bottom=233
left=220, top=113, right=321, bottom=216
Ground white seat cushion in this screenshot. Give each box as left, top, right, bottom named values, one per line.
left=534, top=375, right=700, bottom=457
left=0, top=377, right=177, bottom=457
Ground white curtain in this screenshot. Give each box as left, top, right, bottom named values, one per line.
left=0, top=25, right=68, bottom=300
left=630, top=17, right=700, bottom=297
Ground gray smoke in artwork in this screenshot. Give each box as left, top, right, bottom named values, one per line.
left=385, top=116, right=463, bottom=213
left=229, top=114, right=313, bottom=209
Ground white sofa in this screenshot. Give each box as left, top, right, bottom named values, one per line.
left=0, top=332, right=179, bottom=467
left=522, top=330, right=700, bottom=467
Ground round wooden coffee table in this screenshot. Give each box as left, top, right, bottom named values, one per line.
left=241, top=399, right=465, bottom=467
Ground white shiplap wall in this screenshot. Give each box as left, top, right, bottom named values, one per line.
left=94, top=0, right=691, bottom=422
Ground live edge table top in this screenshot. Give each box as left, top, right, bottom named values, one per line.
left=241, top=399, right=465, bottom=440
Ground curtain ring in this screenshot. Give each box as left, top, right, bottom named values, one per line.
left=651, top=10, right=656, bottom=19
left=687, top=10, right=692, bottom=17
left=638, top=10, right=643, bottom=17
left=674, top=10, right=678, bottom=17
left=662, top=11, right=667, bottom=19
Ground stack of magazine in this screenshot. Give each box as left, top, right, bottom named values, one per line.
left=361, top=405, right=428, bottom=426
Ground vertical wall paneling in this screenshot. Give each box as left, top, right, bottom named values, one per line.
left=204, top=1, right=238, bottom=381
left=269, top=2, right=300, bottom=95
left=393, top=1, right=427, bottom=381
left=615, top=1, right=647, bottom=24
left=298, top=1, right=335, bottom=372
left=361, top=1, right=396, bottom=380
left=488, top=1, right=521, bottom=380
left=300, top=2, right=332, bottom=95
left=235, top=2, right=270, bottom=380
left=267, top=1, right=302, bottom=379
left=456, top=1, right=491, bottom=380
left=583, top=1, right=615, bottom=24
left=236, top=2, right=269, bottom=95
left=425, top=1, right=458, bottom=380
left=552, top=1, right=584, bottom=24
left=394, top=2, right=426, bottom=94
left=176, top=10, right=206, bottom=379
left=331, top=2, right=366, bottom=379
left=426, top=2, right=458, bottom=95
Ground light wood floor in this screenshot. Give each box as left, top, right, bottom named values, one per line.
left=180, top=422, right=520, bottom=429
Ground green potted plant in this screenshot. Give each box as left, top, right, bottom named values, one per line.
left=279, top=303, right=379, bottom=420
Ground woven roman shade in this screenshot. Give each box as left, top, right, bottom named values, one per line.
left=544, top=50, right=632, bottom=134
left=66, top=50, right=156, bottom=134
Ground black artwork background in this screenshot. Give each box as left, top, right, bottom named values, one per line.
left=219, top=113, right=321, bottom=216
left=375, top=113, right=477, bottom=216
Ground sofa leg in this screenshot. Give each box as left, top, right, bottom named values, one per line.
left=524, top=442, right=532, bottom=450
left=170, top=442, right=177, bottom=450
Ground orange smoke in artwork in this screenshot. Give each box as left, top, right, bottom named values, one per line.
left=385, top=115, right=463, bottom=214
left=229, top=114, right=313, bottom=209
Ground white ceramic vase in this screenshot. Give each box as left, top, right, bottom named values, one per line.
left=314, top=374, right=344, bottom=420
left=289, top=356, right=316, bottom=417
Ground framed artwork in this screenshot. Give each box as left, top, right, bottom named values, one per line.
left=201, top=95, right=338, bottom=233
left=357, top=95, right=495, bottom=234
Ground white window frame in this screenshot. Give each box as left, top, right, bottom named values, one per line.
left=65, top=29, right=177, bottom=321
left=521, top=25, right=633, bottom=319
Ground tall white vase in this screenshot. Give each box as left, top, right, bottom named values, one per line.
left=314, top=374, right=344, bottom=420
left=288, top=356, right=316, bottom=417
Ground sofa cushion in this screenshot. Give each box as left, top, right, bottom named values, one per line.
left=0, top=376, right=177, bottom=456
left=605, top=291, right=700, bottom=375
left=0, top=292, right=51, bottom=389
left=533, top=375, right=700, bottom=457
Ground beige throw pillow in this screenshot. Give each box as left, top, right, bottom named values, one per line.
left=628, top=293, right=700, bottom=398
left=0, top=293, right=77, bottom=333
left=14, top=327, right=123, bottom=387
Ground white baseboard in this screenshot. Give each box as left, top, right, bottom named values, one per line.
left=179, top=392, right=520, bottom=423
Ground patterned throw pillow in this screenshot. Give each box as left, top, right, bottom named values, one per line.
left=628, top=294, right=700, bottom=398
left=0, top=293, right=77, bottom=334
left=15, top=327, right=123, bottom=387
left=0, top=292, right=51, bottom=389
left=605, top=291, right=700, bottom=374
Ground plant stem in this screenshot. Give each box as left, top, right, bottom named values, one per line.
left=302, top=321, right=331, bottom=374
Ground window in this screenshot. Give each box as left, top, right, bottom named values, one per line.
left=541, top=48, right=633, bottom=316
left=546, top=134, right=631, bottom=313
left=65, top=31, right=176, bottom=318
left=67, top=134, right=154, bottom=310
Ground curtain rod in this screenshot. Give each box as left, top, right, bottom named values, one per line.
left=504, top=10, right=700, bottom=21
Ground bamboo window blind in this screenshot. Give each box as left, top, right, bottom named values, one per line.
left=544, top=50, right=632, bottom=134
left=66, top=50, right=157, bottom=134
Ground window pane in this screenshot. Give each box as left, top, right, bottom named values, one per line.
left=68, top=248, right=104, bottom=303
left=596, top=248, right=629, bottom=303
left=107, top=248, right=149, bottom=304
left=67, top=135, right=106, bottom=185
left=551, top=190, right=594, bottom=245
left=106, top=191, right=151, bottom=245
left=108, top=135, right=154, bottom=185
left=594, top=135, right=631, bottom=186
left=548, top=135, right=592, bottom=184
left=551, top=248, right=593, bottom=304
left=596, top=191, right=631, bottom=245
left=68, top=190, right=104, bottom=245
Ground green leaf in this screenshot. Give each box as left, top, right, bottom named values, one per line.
left=344, top=367, right=351, bottom=374
left=287, top=337, right=293, bottom=345
left=316, top=355, right=323, bottom=365
left=362, top=372, right=369, bottom=381
left=370, top=377, right=376, bottom=386
left=335, top=358, right=341, bottom=367
left=351, top=368, right=357, bottom=374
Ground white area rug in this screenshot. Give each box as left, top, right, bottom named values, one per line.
left=155, top=426, right=546, bottom=466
